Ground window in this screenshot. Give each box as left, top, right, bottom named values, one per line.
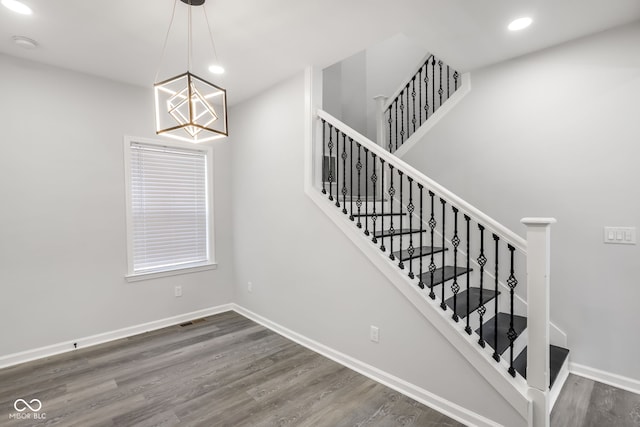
left=124, top=136, right=215, bottom=280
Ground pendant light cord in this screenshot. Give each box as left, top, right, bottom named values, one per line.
left=187, top=0, right=192, bottom=72
left=154, top=0, right=179, bottom=82
left=155, top=0, right=220, bottom=81
left=203, top=6, right=219, bottom=63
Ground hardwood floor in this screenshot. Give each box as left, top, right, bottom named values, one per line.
left=551, top=374, right=640, bottom=427
left=3, top=311, right=639, bottom=427
left=0, top=312, right=463, bottom=427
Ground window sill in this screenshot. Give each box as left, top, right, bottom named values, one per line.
left=125, top=263, right=218, bottom=283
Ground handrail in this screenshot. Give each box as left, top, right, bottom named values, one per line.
left=382, top=53, right=433, bottom=112
left=317, top=109, right=528, bottom=253
left=380, top=54, right=462, bottom=153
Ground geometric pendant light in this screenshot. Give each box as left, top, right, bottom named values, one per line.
left=154, top=0, right=228, bottom=143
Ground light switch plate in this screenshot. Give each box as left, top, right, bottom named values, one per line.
left=604, top=227, right=636, bottom=245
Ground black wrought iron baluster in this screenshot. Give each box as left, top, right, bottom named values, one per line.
left=477, top=225, right=487, bottom=348
left=492, top=234, right=500, bottom=362
left=438, top=60, right=443, bottom=108
left=454, top=71, right=459, bottom=91
left=418, top=184, right=424, bottom=289
left=349, top=137, right=354, bottom=221
left=464, top=215, right=472, bottom=335
left=407, top=178, right=415, bottom=279
left=335, top=127, right=340, bottom=208
left=424, top=59, right=430, bottom=120
left=447, top=65, right=451, bottom=98
left=431, top=56, right=436, bottom=116
left=406, top=89, right=410, bottom=141
left=371, top=154, right=378, bottom=243
left=398, top=170, right=405, bottom=270
left=507, top=245, right=518, bottom=377
left=412, top=77, right=416, bottom=134
left=321, top=119, right=326, bottom=194
left=388, top=108, right=393, bottom=152
left=428, top=191, right=436, bottom=299
left=388, top=165, right=396, bottom=260
left=341, top=133, right=347, bottom=214
left=394, top=99, right=399, bottom=151
left=364, top=147, right=369, bottom=236
left=451, top=207, right=460, bottom=322
left=418, top=66, right=423, bottom=126
left=328, top=123, right=334, bottom=201
left=356, top=144, right=362, bottom=228
left=440, top=198, right=447, bottom=310
left=380, top=159, right=386, bottom=252
left=400, top=91, right=405, bottom=145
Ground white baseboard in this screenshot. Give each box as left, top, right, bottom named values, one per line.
left=0, top=304, right=234, bottom=369
left=232, top=304, right=501, bottom=427
left=570, top=362, right=640, bottom=395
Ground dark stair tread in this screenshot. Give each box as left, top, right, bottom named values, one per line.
left=373, top=228, right=426, bottom=238
left=444, top=288, right=499, bottom=319
left=513, top=345, right=570, bottom=388
left=475, top=313, right=527, bottom=355
left=393, top=246, right=447, bottom=261
left=419, top=266, right=471, bottom=288
left=352, top=212, right=407, bottom=217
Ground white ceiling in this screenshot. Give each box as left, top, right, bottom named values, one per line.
left=1, top=0, right=639, bottom=105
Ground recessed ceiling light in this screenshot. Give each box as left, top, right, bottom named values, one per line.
left=508, top=17, right=532, bottom=31
left=12, top=35, right=37, bottom=49
left=1, top=0, right=32, bottom=15
left=208, top=64, right=225, bottom=75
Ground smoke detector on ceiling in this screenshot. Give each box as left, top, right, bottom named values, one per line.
left=12, top=35, right=38, bottom=49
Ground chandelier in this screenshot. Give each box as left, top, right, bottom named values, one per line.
left=154, top=0, right=228, bottom=143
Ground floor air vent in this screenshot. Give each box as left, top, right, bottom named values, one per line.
left=180, top=318, right=207, bottom=327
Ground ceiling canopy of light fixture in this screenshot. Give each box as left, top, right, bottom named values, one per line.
left=154, top=0, right=228, bottom=143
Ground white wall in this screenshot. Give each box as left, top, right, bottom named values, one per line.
left=322, top=51, right=368, bottom=135
left=229, top=72, right=527, bottom=427
left=323, top=34, right=426, bottom=141
left=365, top=34, right=427, bottom=140
left=322, top=61, right=342, bottom=119
left=0, top=54, right=234, bottom=358
left=402, top=22, right=640, bottom=382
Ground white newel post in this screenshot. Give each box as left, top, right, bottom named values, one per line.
left=373, top=95, right=388, bottom=150
left=521, top=217, right=556, bottom=427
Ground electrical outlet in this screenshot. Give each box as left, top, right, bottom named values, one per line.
left=248, top=282, right=253, bottom=293
left=370, top=326, right=379, bottom=343
left=174, top=286, right=182, bottom=297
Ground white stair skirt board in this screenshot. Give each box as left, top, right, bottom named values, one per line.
left=233, top=304, right=502, bottom=427
left=570, top=362, right=640, bottom=395
left=550, top=356, right=571, bottom=410
left=392, top=73, right=471, bottom=159
left=304, top=186, right=531, bottom=420
left=0, top=304, right=235, bottom=369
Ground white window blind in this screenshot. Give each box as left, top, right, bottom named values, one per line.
left=129, top=142, right=209, bottom=273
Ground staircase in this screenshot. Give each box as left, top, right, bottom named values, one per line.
left=306, top=54, right=570, bottom=427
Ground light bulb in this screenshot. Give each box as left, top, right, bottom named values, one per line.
left=208, top=64, right=225, bottom=75
left=508, top=17, right=532, bottom=31
left=1, top=0, right=32, bottom=15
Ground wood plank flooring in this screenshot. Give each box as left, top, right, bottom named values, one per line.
left=0, top=312, right=463, bottom=427
left=551, top=374, right=640, bottom=427
left=3, top=311, right=639, bottom=427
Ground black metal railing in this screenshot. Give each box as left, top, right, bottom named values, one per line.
left=385, top=55, right=460, bottom=152
left=319, top=114, right=527, bottom=379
